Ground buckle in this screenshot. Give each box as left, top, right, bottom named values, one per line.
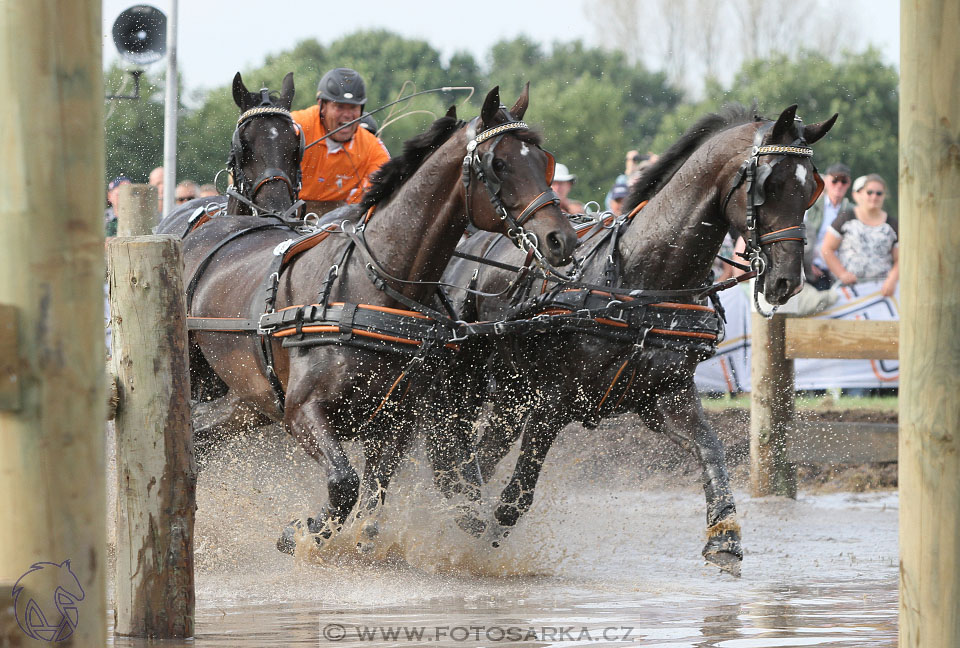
left=273, top=239, right=296, bottom=256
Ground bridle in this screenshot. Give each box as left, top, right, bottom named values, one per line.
left=461, top=117, right=569, bottom=275
left=720, top=119, right=824, bottom=315
left=225, top=92, right=306, bottom=221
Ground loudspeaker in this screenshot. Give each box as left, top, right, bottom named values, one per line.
left=112, top=5, right=167, bottom=65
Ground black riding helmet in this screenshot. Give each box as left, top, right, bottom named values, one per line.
left=316, top=67, right=366, bottom=106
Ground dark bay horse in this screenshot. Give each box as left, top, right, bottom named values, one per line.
left=434, top=104, right=837, bottom=575
left=159, top=71, right=305, bottom=239
left=172, top=84, right=578, bottom=554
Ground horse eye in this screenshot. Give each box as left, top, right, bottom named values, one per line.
left=492, top=158, right=506, bottom=173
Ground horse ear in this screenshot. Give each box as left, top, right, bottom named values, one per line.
left=803, top=113, right=839, bottom=145
left=445, top=105, right=457, bottom=119
left=233, top=72, right=250, bottom=109
left=481, top=86, right=501, bottom=127
left=510, top=82, right=530, bottom=120
left=769, top=104, right=799, bottom=142
left=279, top=72, right=295, bottom=111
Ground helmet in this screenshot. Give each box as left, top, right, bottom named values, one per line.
left=316, top=67, right=366, bottom=105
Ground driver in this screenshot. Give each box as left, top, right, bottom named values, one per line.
left=291, top=67, right=390, bottom=215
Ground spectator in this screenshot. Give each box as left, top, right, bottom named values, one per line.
left=291, top=67, right=390, bottom=215
left=551, top=163, right=584, bottom=214
left=175, top=180, right=199, bottom=205
left=104, top=175, right=130, bottom=237
left=821, top=173, right=899, bottom=298
left=605, top=150, right=651, bottom=209
left=198, top=183, right=218, bottom=198
left=609, top=181, right=630, bottom=216
left=149, top=165, right=164, bottom=212
left=804, top=162, right=852, bottom=290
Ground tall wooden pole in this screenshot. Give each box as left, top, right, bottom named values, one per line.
left=899, top=1, right=960, bottom=646
left=108, top=236, right=195, bottom=638
left=116, top=184, right=159, bottom=237
left=0, top=1, right=106, bottom=646
left=749, top=313, right=797, bottom=498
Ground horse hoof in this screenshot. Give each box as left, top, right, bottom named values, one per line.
left=704, top=550, right=742, bottom=578
left=276, top=519, right=303, bottom=555
left=702, top=523, right=743, bottom=577
left=455, top=512, right=487, bottom=538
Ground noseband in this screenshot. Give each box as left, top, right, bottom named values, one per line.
left=461, top=118, right=562, bottom=266
left=720, top=120, right=822, bottom=316
left=226, top=98, right=305, bottom=220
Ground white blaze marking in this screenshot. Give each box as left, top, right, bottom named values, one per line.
left=795, top=164, right=807, bottom=185
left=269, top=127, right=279, bottom=139
left=520, top=142, right=530, bottom=156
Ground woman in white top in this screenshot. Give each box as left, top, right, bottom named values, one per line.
left=820, top=173, right=899, bottom=297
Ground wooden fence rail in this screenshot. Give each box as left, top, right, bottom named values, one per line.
left=750, top=314, right=899, bottom=497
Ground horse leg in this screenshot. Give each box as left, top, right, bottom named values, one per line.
left=487, top=409, right=564, bottom=547
left=474, top=400, right=530, bottom=481
left=353, top=419, right=416, bottom=553
left=276, top=400, right=360, bottom=555
left=637, top=381, right=742, bottom=576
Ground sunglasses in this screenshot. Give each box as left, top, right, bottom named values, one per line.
left=176, top=195, right=196, bottom=203
left=865, top=190, right=884, bottom=196
left=829, top=176, right=850, bottom=184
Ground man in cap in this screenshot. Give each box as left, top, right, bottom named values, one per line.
left=804, top=162, right=853, bottom=289
left=551, top=162, right=584, bottom=214
left=291, top=67, right=390, bottom=215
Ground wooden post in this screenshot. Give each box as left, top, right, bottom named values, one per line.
left=899, top=1, right=960, bottom=646
left=749, top=313, right=796, bottom=497
left=0, top=1, right=106, bottom=646
left=108, top=236, right=196, bottom=638
left=116, top=183, right=160, bottom=237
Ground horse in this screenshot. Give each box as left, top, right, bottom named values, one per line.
left=158, top=71, right=305, bottom=240
left=432, top=104, right=837, bottom=575
left=169, top=82, right=579, bottom=554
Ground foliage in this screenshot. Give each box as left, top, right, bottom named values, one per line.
left=649, top=48, right=900, bottom=215
left=104, top=35, right=898, bottom=218
left=104, top=64, right=165, bottom=183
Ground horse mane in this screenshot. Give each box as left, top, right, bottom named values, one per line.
left=359, top=115, right=463, bottom=211
left=622, top=104, right=760, bottom=213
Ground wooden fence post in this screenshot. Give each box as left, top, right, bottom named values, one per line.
left=116, top=183, right=159, bottom=237
left=749, top=312, right=797, bottom=498
left=899, top=1, right=960, bottom=646
left=108, top=236, right=196, bottom=638
left=0, top=1, right=106, bottom=645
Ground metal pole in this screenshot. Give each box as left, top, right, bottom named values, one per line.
left=162, top=0, right=178, bottom=219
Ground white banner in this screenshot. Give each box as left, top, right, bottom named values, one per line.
left=695, top=281, right=900, bottom=392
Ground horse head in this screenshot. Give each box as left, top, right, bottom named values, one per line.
left=228, top=72, right=304, bottom=216
left=725, top=105, right=837, bottom=305
left=463, top=84, right=578, bottom=265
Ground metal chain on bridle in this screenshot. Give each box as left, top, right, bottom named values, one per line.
left=720, top=121, right=818, bottom=317
left=461, top=118, right=578, bottom=281
left=224, top=95, right=306, bottom=222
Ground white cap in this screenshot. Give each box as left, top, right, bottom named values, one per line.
left=553, top=163, right=576, bottom=183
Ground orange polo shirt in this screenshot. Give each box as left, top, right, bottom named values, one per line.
left=291, top=105, right=390, bottom=203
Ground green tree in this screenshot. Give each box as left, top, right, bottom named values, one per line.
left=104, top=63, right=165, bottom=183
left=651, top=49, right=899, bottom=215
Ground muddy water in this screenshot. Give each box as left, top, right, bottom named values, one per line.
left=108, top=424, right=897, bottom=647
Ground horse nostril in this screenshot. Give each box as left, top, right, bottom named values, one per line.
left=547, top=232, right=561, bottom=252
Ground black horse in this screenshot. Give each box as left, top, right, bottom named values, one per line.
left=163, top=79, right=579, bottom=555
left=432, top=104, right=837, bottom=575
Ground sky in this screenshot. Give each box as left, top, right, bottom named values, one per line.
left=102, top=0, right=900, bottom=95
